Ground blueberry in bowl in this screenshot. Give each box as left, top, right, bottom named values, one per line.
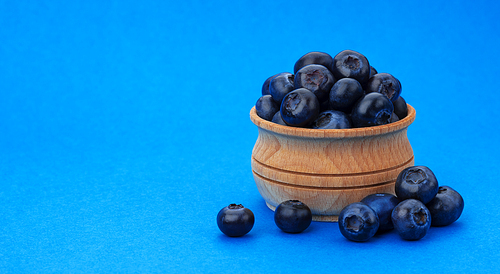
left=331, top=50, right=371, bottom=85
left=395, top=165, right=439, bottom=204
left=391, top=199, right=431, bottom=240
left=338, top=202, right=379, bottom=242
left=255, top=95, right=279, bottom=121
left=365, top=73, right=402, bottom=102
left=280, top=88, right=320, bottom=127
left=261, top=73, right=282, bottom=96
left=217, top=204, right=255, bottom=237
left=271, top=110, right=287, bottom=125
left=329, top=78, right=365, bottom=113
left=426, top=186, right=464, bottom=227
left=350, top=92, right=394, bottom=128
left=393, top=96, right=408, bottom=120
left=311, top=110, right=351, bottom=129
left=269, top=72, right=295, bottom=104
left=294, top=51, right=334, bottom=74
left=274, top=200, right=312, bottom=233
left=294, top=64, right=335, bottom=103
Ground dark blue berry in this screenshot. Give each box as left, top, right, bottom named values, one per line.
left=269, top=72, right=294, bottom=104
left=255, top=95, right=279, bottom=121
left=391, top=199, right=431, bottom=240
left=271, top=111, right=287, bottom=125
left=369, top=66, right=378, bottom=78
left=274, top=200, right=312, bottom=233
left=294, top=64, right=335, bottom=103
left=395, top=166, right=439, bottom=204
left=426, top=186, right=464, bottom=227
left=331, top=50, right=371, bottom=85
left=217, top=204, right=255, bottom=237
left=393, top=96, right=408, bottom=119
left=366, top=73, right=402, bottom=102
left=390, top=112, right=399, bottom=123
left=280, top=88, right=320, bottom=127
left=293, top=51, right=334, bottom=74
left=338, top=202, right=379, bottom=242
left=329, top=78, right=364, bottom=113
left=361, top=193, right=400, bottom=232
left=350, top=92, right=394, bottom=128
left=312, top=110, right=351, bottom=129
left=262, top=73, right=281, bottom=96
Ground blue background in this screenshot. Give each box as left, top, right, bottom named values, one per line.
left=1, top=0, right=499, bottom=273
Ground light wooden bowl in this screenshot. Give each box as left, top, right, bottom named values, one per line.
left=250, top=104, right=416, bottom=222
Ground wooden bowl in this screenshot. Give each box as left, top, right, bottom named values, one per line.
left=250, top=104, right=416, bottom=222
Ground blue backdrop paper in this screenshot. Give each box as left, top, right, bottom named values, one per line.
left=1, top=0, right=499, bottom=273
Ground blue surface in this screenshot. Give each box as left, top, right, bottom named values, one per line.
left=1, top=0, right=499, bottom=273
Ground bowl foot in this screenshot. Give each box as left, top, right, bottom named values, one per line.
left=265, top=202, right=339, bottom=222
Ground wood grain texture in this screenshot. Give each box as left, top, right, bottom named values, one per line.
left=249, top=104, right=416, bottom=222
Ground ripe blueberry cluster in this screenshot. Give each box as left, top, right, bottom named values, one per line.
left=217, top=200, right=312, bottom=237
left=338, top=165, right=464, bottom=242
left=255, top=50, right=408, bottom=129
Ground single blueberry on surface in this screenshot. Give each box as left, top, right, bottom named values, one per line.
left=365, top=73, right=402, bottom=102
left=361, top=193, right=400, bottom=232
left=329, top=78, right=364, bottom=113
left=255, top=95, right=279, bottom=121
left=217, top=204, right=255, bottom=237
left=393, top=96, right=408, bottom=119
left=274, top=200, right=312, bottom=233
left=331, top=50, right=371, bottom=85
left=395, top=166, right=439, bottom=204
left=338, top=202, right=379, bottom=242
left=271, top=110, right=287, bottom=125
left=392, top=199, right=431, bottom=240
left=426, top=186, right=464, bottom=227
left=269, top=72, right=295, bottom=104
left=280, top=88, right=320, bottom=127
left=294, top=64, right=335, bottom=103
left=312, top=110, right=351, bottom=129
left=294, top=51, right=334, bottom=74
left=350, top=92, right=394, bottom=128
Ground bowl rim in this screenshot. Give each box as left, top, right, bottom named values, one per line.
left=250, top=104, right=416, bottom=138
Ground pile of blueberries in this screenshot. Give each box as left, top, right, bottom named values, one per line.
left=216, top=165, right=464, bottom=241
left=255, top=50, right=408, bottom=129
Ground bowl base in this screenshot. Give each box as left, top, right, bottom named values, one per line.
left=265, top=202, right=339, bottom=222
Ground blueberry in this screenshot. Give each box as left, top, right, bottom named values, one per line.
left=293, top=51, right=334, bottom=74
left=217, top=204, right=255, bottom=237
left=369, top=66, right=378, bottom=78
left=262, top=73, right=281, bottom=96
left=395, top=166, right=439, bottom=204
left=331, top=50, right=371, bottom=85
left=274, top=200, right=312, bottom=233
left=350, top=92, right=394, bottom=128
left=426, top=186, right=464, bottom=227
left=255, top=95, right=279, bottom=121
left=390, top=112, right=399, bottom=123
left=269, top=72, right=295, bottom=104
left=361, top=193, right=400, bottom=232
left=338, top=202, right=379, bottom=242
left=312, top=110, right=351, bottom=129
left=365, top=73, right=402, bottom=102
left=393, top=96, right=408, bottom=119
left=280, top=88, right=320, bottom=127
left=391, top=199, right=431, bottom=240
left=329, top=78, right=364, bottom=113
left=271, top=110, right=287, bottom=126
left=294, top=64, right=335, bottom=103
